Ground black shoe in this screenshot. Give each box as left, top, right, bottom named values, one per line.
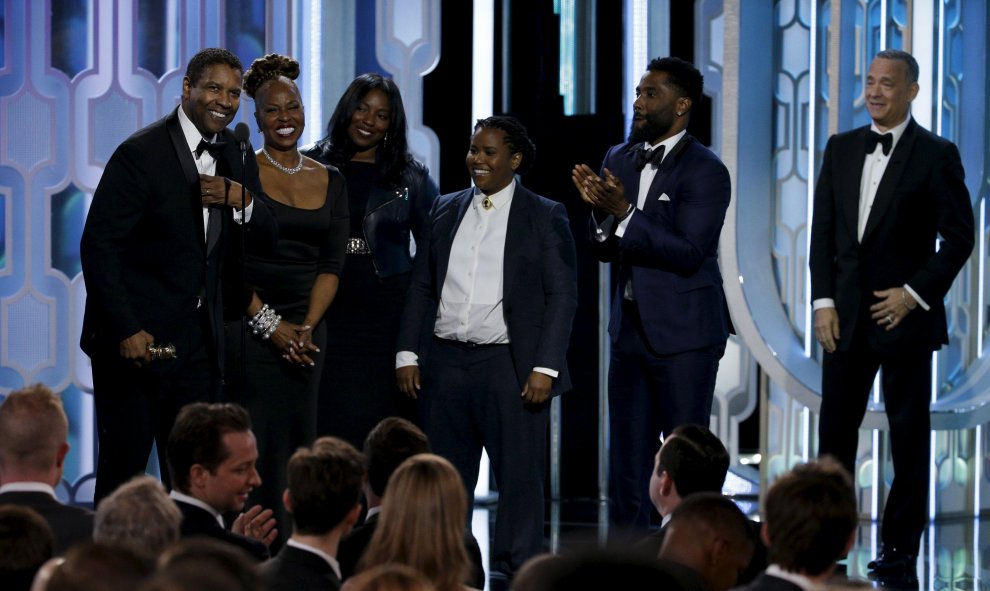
left=867, top=549, right=917, bottom=574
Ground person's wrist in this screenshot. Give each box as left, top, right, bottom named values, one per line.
left=902, top=288, right=917, bottom=311
left=616, top=202, right=634, bottom=221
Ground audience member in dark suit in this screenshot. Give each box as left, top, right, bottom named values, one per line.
left=142, top=537, right=264, bottom=591
left=511, top=549, right=697, bottom=591
left=397, top=116, right=578, bottom=575
left=166, top=403, right=276, bottom=562
left=262, top=437, right=366, bottom=591
left=810, top=49, right=974, bottom=574
left=0, top=384, right=93, bottom=554
left=572, top=57, right=732, bottom=529
left=0, top=505, right=54, bottom=591
left=658, top=493, right=753, bottom=591
left=80, top=47, right=278, bottom=504
left=338, top=417, right=485, bottom=587
left=734, top=458, right=858, bottom=591
left=94, top=475, right=182, bottom=563
left=639, top=424, right=766, bottom=584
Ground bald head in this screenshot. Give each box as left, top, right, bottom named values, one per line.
left=0, top=385, right=69, bottom=483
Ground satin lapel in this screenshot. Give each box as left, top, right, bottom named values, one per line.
left=166, top=110, right=208, bottom=251
left=840, top=129, right=869, bottom=242
left=436, top=189, right=474, bottom=288
left=502, top=185, right=530, bottom=301
left=860, top=120, right=917, bottom=243
left=644, top=135, right=693, bottom=207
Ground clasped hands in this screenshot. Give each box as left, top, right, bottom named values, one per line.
left=200, top=174, right=250, bottom=209
left=814, top=287, right=917, bottom=353
left=272, top=322, right=318, bottom=367
left=571, top=164, right=631, bottom=218
left=396, top=367, right=553, bottom=405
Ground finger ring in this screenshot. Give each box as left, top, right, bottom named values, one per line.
left=886, top=315, right=893, bottom=324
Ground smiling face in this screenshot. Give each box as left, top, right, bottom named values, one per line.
left=466, top=127, right=521, bottom=196
left=347, top=88, right=391, bottom=159
left=629, top=70, right=689, bottom=145
left=865, top=57, right=918, bottom=131
left=192, top=430, right=261, bottom=513
left=255, top=77, right=304, bottom=150
left=181, top=63, right=243, bottom=137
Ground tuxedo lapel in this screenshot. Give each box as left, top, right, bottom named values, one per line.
left=861, top=119, right=918, bottom=242
left=841, top=129, right=869, bottom=242
left=436, top=189, right=474, bottom=288
left=166, top=110, right=208, bottom=252
left=502, top=185, right=531, bottom=300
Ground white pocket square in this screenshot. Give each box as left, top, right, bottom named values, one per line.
left=658, top=193, right=671, bottom=201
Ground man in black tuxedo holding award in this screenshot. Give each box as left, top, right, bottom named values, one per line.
left=81, top=48, right=277, bottom=504
left=810, top=49, right=974, bottom=575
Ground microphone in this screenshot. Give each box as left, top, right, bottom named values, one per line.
left=233, top=122, right=251, bottom=153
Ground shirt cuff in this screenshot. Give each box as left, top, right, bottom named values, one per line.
left=812, top=298, right=835, bottom=311
left=904, top=284, right=929, bottom=311
left=396, top=351, right=419, bottom=369
left=233, top=197, right=254, bottom=224
left=533, top=367, right=559, bottom=379
left=614, top=209, right=635, bottom=238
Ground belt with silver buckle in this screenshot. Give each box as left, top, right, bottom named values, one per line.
left=346, top=237, right=371, bottom=255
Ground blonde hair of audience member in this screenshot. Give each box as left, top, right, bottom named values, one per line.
left=359, top=454, right=470, bottom=591
left=343, top=564, right=437, bottom=591
left=94, top=475, right=182, bottom=562
left=0, top=384, right=69, bottom=482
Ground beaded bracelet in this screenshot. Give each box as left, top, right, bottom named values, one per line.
left=248, top=304, right=281, bottom=340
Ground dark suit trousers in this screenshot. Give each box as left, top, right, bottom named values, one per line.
left=420, top=338, right=548, bottom=573
left=92, top=310, right=219, bottom=503
left=818, top=322, right=931, bottom=555
left=608, top=301, right=724, bottom=528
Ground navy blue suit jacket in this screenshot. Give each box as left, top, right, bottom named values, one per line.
left=591, top=135, right=732, bottom=355
left=397, top=183, right=578, bottom=394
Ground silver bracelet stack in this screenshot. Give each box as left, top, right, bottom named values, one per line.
left=248, top=304, right=281, bottom=340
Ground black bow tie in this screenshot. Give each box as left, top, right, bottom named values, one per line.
left=865, top=131, right=893, bottom=156
left=195, top=138, right=226, bottom=159
left=634, top=144, right=666, bottom=171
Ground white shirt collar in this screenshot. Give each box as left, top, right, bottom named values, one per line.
left=365, top=505, right=382, bottom=520
left=644, top=129, right=687, bottom=157
left=472, top=179, right=516, bottom=210
left=286, top=539, right=341, bottom=579
left=869, top=116, right=911, bottom=153
left=169, top=489, right=224, bottom=527
left=0, top=482, right=57, bottom=497
left=177, top=105, right=217, bottom=155
left=765, top=564, right=822, bottom=591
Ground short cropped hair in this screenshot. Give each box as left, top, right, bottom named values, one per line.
left=185, top=48, right=243, bottom=86
left=287, top=436, right=365, bottom=535
left=0, top=384, right=68, bottom=472
left=657, top=424, right=729, bottom=496
left=473, top=116, right=537, bottom=175
left=764, top=457, right=858, bottom=575
left=157, top=538, right=262, bottom=591
left=875, top=49, right=920, bottom=84
left=668, top=492, right=752, bottom=551
left=647, top=57, right=704, bottom=110
left=46, top=542, right=152, bottom=591
left=0, top=505, right=54, bottom=591
left=167, top=403, right=252, bottom=493
left=364, top=417, right=430, bottom=498
left=94, top=475, right=181, bottom=562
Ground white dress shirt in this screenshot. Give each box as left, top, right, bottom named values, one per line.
left=0, top=481, right=57, bottom=497
left=169, top=489, right=224, bottom=528
left=764, top=564, right=822, bottom=591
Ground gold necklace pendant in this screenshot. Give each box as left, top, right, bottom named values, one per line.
left=482, top=196, right=494, bottom=210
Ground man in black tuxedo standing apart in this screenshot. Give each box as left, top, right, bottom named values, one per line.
left=80, top=48, right=276, bottom=504
left=810, top=49, right=974, bottom=574
left=572, top=57, right=732, bottom=529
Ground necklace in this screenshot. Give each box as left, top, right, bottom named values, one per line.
left=262, top=146, right=303, bottom=174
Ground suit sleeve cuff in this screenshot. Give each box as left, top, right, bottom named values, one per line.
left=614, top=209, right=635, bottom=238
left=396, top=350, right=419, bottom=369
left=812, top=298, right=836, bottom=311
left=904, top=284, right=930, bottom=311
left=233, top=198, right=254, bottom=224
left=533, top=367, right=559, bottom=379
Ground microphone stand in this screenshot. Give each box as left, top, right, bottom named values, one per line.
left=239, top=134, right=248, bottom=401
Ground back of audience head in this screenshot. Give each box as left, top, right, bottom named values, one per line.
left=156, top=537, right=262, bottom=591
left=0, top=384, right=69, bottom=483
left=44, top=542, right=152, bottom=591
left=286, top=436, right=365, bottom=536
left=166, top=402, right=259, bottom=512
left=511, top=550, right=690, bottom=591
left=364, top=417, right=430, bottom=501
left=360, top=453, right=468, bottom=591
left=660, top=492, right=753, bottom=591
left=94, top=475, right=181, bottom=562
left=763, top=456, right=857, bottom=577
left=343, top=563, right=436, bottom=591
left=0, top=505, right=54, bottom=591
left=650, top=423, right=728, bottom=515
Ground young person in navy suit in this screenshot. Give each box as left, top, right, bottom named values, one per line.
left=810, top=49, right=974, bottom=574
left=396, top=116, right=578, bottom=575
left=80, top=48, right=277, bottom=504
left=572, top=57, right=732, bottom=530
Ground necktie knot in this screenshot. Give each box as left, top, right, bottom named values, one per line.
left=634, top=144, right=666, bottom=171
left=195, top=138, right=226, bottom=159
left=866, top=131, right=893, bottom=156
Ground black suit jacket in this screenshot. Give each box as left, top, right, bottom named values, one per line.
left=397, top=183, right=578, bottom=393
left=80, top=107, right=277, bottom=372
left=0, top=490, right=93, bottom=554
left=262, top=545, right=341, bottom=591
left=810, top=118, right=974, bottom=352
left=174, top=499, right=269, bottom=562
left=732, top=572, right=804, bottom=591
